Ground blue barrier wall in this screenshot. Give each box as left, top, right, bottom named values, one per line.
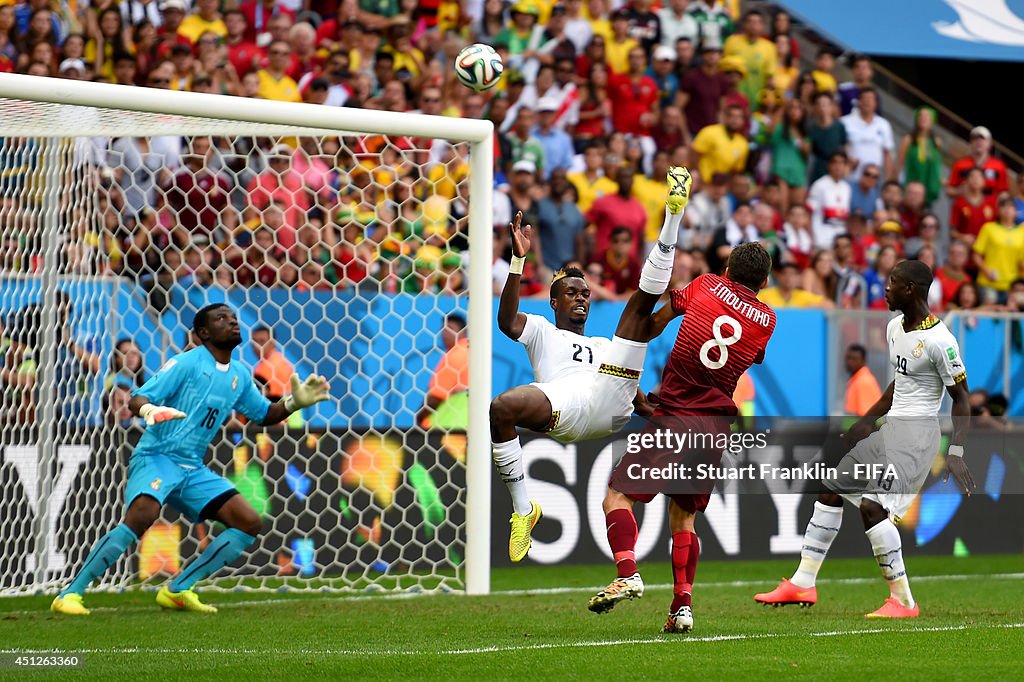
left=2, top=278, right=1021, bottom=426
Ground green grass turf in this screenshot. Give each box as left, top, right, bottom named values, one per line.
left=1, top=554, right=1022, bottom=680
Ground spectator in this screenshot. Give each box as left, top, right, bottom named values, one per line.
left=651, top=104, right=688, bottom=153
left=568, top=141, right=617, bottom=213
left=842, top=87, right=893, bottom=181
left=946, top=125, right=1008, bottom=198
left=807, top=150, right=851, bottom=248
left=897, top=106, right=943, bottom=206
left=691, top=103, right=747, bottom=186
left=837, top=54, right=875, bottom=116
left=605, top=8, right=638, bottom=74
left=648, top=44, right=681, bottom=109
left=772, top=33, right=798, bottom=96
left=863, top=244, right=899, bottom=309
left=685, top=171, right=730, bottom=247
left=810, top=47, right=837, bottom=94
left=531, top=97, right=574, bottom=179
left=238, top=0, right=296, bottom=42
left=179, top=0, right=227, bottom=44
left=257, top=39, right=301, bottom=101
left=722, top=8, right=774, bottom=104
left=679, top=42, right=725, bottom=137
left=156, top=0, right=189, bottom=54
left=539, top=5, right=578, bottom=65
left=806, top=90, right=847, bottom=183
left=673, top=35, right=696, bottom=79
left=757, top=262, right=831, bottom=309
left=1013, top=173, right=1024, bottom=224
left=162, top=135, right=236, bottom=245
left=898, top=181, right=928, bottom=237
left=752, top=202, right=785, bottom=265
left=718, top=55, right=749, bottom=117
left=536, top=169, right=586, bottom=272
left=245, top=143, right=310, bottom=249
left=609, top=45, right=659, bottom=142
left=770, top=98, right=809, bottom=215
left=418, top=313, right=469, bottom=430
left=802, top=248, right=837, bottom=301
left=934, top=240, right=973, bottom=310
left=782, top=203, right=814, bottom=269
left=251, top=325, right=295, bottom=401
left=905, top=214, right=941, bottom=261
left=659, top=0, right=698, bottom=51
left=973, top=197, right=1024, bottom=304
left=572, top=62, right=611, bottom=147
left=85, top=7, right=135, bottom=79
left=584, top=164, right=647, bottom=263
left=563, top=0, right=593, bottom=52
left=590, top=224, right=639, bottom=295
left=506, top=107, right=545, bottom=173
left=689, top=0, right=734, bottom=52
left=833, top=232, right=867, bottom=307
left=844, top=343, right=881, bottom=416
left=705, top=202, right=755, bottom=274
left=632, top=149, right=671, bottom=246
left=949, top=166, right=997, bottom=246
left=104, top=338, right=146, bottom=392
left=223, top=10, right=259, bottom=76
left=849, top=162, right=882, bottom=219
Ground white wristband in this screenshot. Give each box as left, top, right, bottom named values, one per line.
left=283, top=395, right=297, bottom=413
left=509, top=255, right=526, bottom=275
left=948, top=444, right=964, bottom=458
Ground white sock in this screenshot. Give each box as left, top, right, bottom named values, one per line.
left=492, top=437, right=532, bottom=516
left=865, top=519, right=914, bottom=608
left=791, top=501, right=843, bottom=588
left=639, top=208, right=685, bottom=295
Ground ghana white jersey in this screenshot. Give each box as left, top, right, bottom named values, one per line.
left=887, top=314, right=966, bottom=417
left=517, top=313, right=611, bottom=384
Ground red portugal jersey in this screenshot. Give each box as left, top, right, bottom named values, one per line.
left=658, top=273, right=777, bottom=415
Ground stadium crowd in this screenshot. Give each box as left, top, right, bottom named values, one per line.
left=0, top=0, right=1020, bottom=313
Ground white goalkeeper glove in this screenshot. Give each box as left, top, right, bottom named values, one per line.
left=138, top=403, right=187, bottom=426
left=284, top=374, right=331, bottom=413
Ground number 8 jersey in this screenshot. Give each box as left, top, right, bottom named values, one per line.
left=658, top=273, right=777, bottom=415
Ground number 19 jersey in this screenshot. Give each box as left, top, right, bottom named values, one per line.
left=658, top=273, right=776, bottom=415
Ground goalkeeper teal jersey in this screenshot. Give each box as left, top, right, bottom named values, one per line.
left=131, top=346, right=271, bottom=466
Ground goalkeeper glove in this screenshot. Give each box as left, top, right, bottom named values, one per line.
left=138, top=403, right=187, bottom=426
left=284, top=374, right=331, bottom=413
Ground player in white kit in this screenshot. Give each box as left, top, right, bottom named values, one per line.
left=492, top=167, right=692, bottom=562
left=755, top=260, right=975, bottom=618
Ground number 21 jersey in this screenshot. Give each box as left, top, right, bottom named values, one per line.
left=517, top=313, right=611, bottom=384
left=659, top=273, right=776, bottom=415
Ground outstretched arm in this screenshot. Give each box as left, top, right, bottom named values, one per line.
left=497, top=211, right=531, bottom=341
left=261, top=374, right=330, bottom=425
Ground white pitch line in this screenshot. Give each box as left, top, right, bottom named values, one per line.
left=1, top=623, right=1021, bottom=658
left=4, top=572, right=1022, bottom=617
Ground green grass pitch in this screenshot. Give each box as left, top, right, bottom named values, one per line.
left=1, top=554, right=1022, bottom=679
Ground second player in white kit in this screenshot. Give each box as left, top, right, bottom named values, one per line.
left=755, top=259, right=975, bottom=619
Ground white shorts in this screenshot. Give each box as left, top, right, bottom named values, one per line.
left=533, top=337, right=647, bottom=444
left=825, top=418, right=941, bottom=522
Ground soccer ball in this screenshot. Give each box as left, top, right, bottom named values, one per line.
left=454, top=43, right=503, bottom=92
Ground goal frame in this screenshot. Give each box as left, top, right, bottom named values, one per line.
left=0, top=72, right=494, bottom=596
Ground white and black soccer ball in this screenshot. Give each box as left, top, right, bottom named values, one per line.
left=454, top=43, right=503, bottom=92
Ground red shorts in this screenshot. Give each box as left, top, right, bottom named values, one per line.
left=608, top=410, right=734, bottom=513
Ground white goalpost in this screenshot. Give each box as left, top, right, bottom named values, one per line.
left=0, top=73, right=493, bottom=596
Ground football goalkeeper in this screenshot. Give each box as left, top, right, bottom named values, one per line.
left=51, top=304, right=330, bottom=615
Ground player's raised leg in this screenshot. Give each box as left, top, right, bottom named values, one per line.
left=616, top=166, right=692, bottom=342
left=663, top=499, right=698, bottom=633
left=490, top=385, right=552, bottom=561
left=51, top=491, right=164, bottom=615
left=754, top=492, right=843, bottom=607
left=156, top=481, right=262, bottom=614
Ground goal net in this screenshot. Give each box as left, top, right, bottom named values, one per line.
left=0, top=74, right=493, bottom=596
